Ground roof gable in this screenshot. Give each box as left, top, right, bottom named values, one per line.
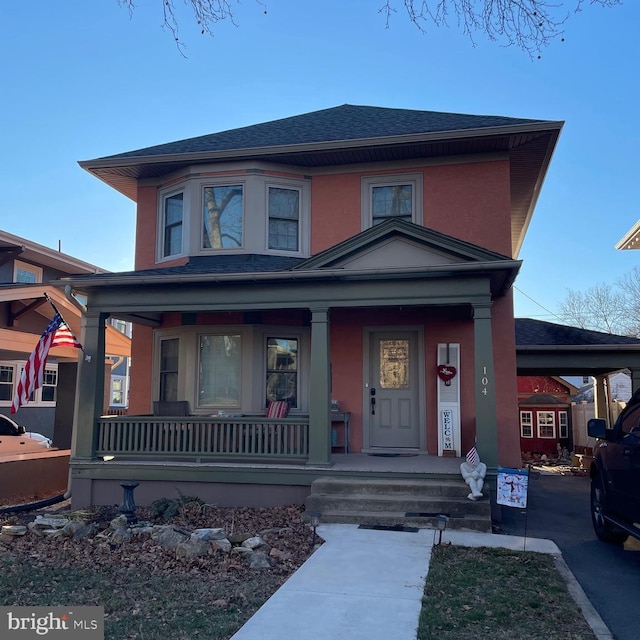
left=296, top=219, right=513, bottom=271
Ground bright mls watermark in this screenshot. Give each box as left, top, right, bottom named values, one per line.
left=0, top=607, right=103, bottom=638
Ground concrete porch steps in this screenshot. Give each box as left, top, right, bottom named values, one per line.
left=305, top=476, right=492, bottom=533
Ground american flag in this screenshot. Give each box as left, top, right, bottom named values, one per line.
left=466, top=443, right=479, bottom=467
left=10, top=313, right=82, bottom=413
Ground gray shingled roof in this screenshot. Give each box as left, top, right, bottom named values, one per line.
left=519, top=392, right=568, bottom=405
left=67, top=254, right=305, bottom=280
left=515, top=318, right=640, bottom=346
left=96, top=104, right=548, bottom=161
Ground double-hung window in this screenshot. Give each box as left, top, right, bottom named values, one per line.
left=362, top=173, right=422, bottom=228
left=0, top=365, right=14, bottom=402
left=537, top=411, right=556, bottom=439
left=41, top=368, right=57, bottom=402
left=2, top=362, right=57, bottom=405
left=159, top=338, right=179, bottom=402
left=268, top=186, right=300, bottom=251
left=202, top=185, right=244, bottom=249
left=265, top=337, right=298, bottom=408
left=520, top=411, right=533, bottom=438
left=559, top=411, right=569, bottom=439
left=162, top=192, right=184, bottom=258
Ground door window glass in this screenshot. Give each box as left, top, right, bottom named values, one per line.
left=379, top=339, right=409, bottom=389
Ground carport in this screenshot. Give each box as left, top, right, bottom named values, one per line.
left=516, top=318, right=640, bottom=424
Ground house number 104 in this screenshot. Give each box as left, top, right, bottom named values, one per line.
left=481, top=366, right=489, bottom=395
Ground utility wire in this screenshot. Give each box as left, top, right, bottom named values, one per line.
left=513, top=285, right=566, bottom=323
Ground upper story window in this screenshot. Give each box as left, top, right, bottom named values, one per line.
left=202, top=185, right=244, bottom=249
left=162, top=192, right=184, bottom=258
left=14, top=260, right=42, bottom=284
left=156, top=172, right=309, bottom=263
left=362, top=173, right=423, bottom=229
left=268, top=186, right=300, bottom=251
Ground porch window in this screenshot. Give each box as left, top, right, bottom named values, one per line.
left=537, top=411, right=555, bottom=439
left=362, top=173, right=422, bottom=228
left=268, top=186, right=300, bottom=251
left=266, top=337, right=298, bottom=407
left=110, top=375, right=127, bottom=407
left=559, top=411, right=569, bottom=439
left=198, top=334, right=241, bottom=407
left=202, top=185, right=243, bottom=249
left=162, top=192, right=184, bottom=258
left=41, top=368, right=57, bottom=403
left=520, top=411, right=533, bottom=438
left=0, top=364, right=14, bottom=401
left=159, top=338, right=179, bottom=402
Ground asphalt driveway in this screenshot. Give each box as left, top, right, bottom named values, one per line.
left=499, top=471, right=640, bottom=640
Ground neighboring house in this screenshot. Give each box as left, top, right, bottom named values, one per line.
left=64, top=104, right=565, bottom=508
left=0, top=230, right=131, bottom=446
left=615, top=219, right=640, bottom=250
left=517, top=376, right=577, bottom=456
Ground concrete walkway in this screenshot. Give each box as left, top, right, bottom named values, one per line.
left=231, top=523, right=609, bottom=640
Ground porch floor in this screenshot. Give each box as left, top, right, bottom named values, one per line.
left=330, top=453, right=463, bottom=474
left=93, top=452, right=464, bottom=475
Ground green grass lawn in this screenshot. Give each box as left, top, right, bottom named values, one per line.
left=419, top=545, right=596, bottom=640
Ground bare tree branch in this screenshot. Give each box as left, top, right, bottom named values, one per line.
left=559, top=275, right=639, bottom=338
left=119, top=1, right=622, bottom=57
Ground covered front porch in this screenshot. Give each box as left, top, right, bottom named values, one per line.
left=63, top=221, right=524, bottom=508
left=71, top=447, right=466, bottom=509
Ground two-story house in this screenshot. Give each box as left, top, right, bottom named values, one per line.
left=0, top=230, right=131, bottom=446
left=63, top=104, right=563, bottom=508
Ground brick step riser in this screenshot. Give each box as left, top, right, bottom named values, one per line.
left=306, top=495, right=490, bottom=516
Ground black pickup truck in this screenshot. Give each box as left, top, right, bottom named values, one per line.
left=588, top=387, right=640, bottom=544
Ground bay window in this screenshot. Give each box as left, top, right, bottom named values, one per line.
left=202, top=185, right=244, bottom=249
left=162, top=192, right=184, bottom=258
left=268, top=186, right=300, bottom=251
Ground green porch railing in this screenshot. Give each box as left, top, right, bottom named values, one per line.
left=96, top=416, right=309, bottom=461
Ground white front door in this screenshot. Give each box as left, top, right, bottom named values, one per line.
left=367, top=331, right=420, bottom=448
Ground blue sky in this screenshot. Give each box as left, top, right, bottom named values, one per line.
left=2, top=1, right=638, bottom=321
